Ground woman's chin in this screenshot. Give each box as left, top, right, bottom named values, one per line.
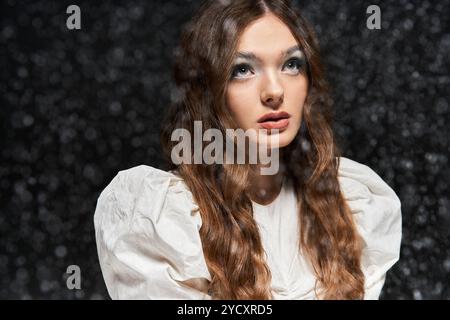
left=254, top=130, right=295, bottom=149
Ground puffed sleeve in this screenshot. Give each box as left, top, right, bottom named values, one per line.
left=93, top=165, right=212, bottom=299
left=337, top=157, right=402, bottom=300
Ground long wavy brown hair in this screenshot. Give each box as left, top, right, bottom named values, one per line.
left=160, top=0, right=365, bottom=299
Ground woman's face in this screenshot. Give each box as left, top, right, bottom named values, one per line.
left=225, top=13, right=308, bottom=149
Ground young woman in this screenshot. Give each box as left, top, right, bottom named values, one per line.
left=94, top=0, right=402, bottom=300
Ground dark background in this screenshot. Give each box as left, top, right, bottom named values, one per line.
left=1, top=0, right=449, bottom=299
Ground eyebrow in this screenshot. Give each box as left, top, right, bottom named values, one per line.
left=235, top=45, right=302, bottom=62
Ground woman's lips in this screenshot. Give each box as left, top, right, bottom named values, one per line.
left=257, top=111, right=291, bottom=131
left=259, top=118, right=290, bottom=130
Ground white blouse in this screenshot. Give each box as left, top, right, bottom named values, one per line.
left=93, top=156, right=402, bottom=300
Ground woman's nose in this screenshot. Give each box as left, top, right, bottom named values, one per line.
left=260, top=72, right=284, bottom=109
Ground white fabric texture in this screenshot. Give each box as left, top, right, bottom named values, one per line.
left=93, top=156, right=402, bottom=300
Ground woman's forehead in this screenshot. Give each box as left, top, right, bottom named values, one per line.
left=236, top=14, right=299, bottom=56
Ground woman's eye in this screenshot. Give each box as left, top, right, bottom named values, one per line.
left=230, top=58, right=305, bottom=79
left=231, top=64, right=253, bottom=78
left=283, top=58, right=304, bottom=74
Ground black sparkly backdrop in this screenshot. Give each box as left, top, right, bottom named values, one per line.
left=1, top=0, right=449, bottom=299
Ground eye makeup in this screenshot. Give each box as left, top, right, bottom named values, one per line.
left=230, top=47, right=307, bottom=80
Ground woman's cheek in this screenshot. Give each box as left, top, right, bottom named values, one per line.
left=227, top=87, right=254, bottom=129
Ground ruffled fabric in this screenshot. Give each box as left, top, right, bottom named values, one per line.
left=94, top=165, right=211, bottom=299
left=338, top=157, right=402, bottom=299
left=93, top=157, right=402, bottom=300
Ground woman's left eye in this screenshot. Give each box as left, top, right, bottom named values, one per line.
left=283, top=58, right=303, bottom=73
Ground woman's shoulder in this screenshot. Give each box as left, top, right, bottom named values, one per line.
left=97, top=164, right=188, bottom=200
left=93, top=164, right=203, bottom=253
left=337, top=156, right=402, bottom=219
left=337, top=156, right=402, bottom=299
left=337, top=156, right=402, bottom=240
left=95, top=164, right=199, bottom=221
left=93, top=165, right=210, bottom=299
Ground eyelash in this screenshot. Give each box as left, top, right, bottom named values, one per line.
left=231, top=57, right=305, bottom=79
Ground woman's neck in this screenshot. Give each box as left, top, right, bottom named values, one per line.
left=247, top=162, right=284, bottom=206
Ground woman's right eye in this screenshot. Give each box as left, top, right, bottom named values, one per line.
left=231, top=64, right=253, bottom=79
